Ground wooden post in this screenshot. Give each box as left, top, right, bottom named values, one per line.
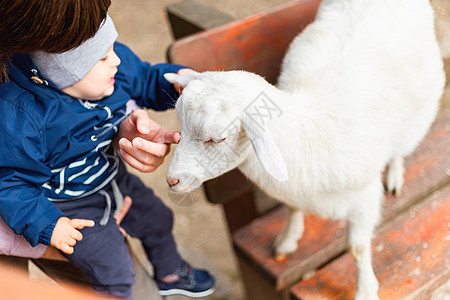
left=166, top=0, right=234, bottom=40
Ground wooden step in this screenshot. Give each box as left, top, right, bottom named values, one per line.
left=290, top=183, right=450, bottom=300
left=232, top=115, right=450, bottom=293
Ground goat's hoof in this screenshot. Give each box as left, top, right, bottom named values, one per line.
left=387, top=186, right=402, bottom=197
left=274, top=253, right=287, bottom=262
left=387, top=162, right=404, bottom=196
left=387, top=187, right=402, bottom=197
left=394, top=188, right=402, bottom=197
left=273, top=237, right=299, bottom=257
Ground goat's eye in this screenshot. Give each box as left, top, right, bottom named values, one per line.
left=204, top=137, right=226, bottom=144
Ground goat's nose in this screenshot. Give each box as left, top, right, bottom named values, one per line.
left=167, top=176, right=180, bottom=188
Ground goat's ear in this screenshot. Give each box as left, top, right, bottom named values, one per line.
left=164, top=71, right=202, bottom=87
left=243, top=119, right=289, bottom=182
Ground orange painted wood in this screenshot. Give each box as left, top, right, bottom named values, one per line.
left=167, top=0, right=322, bottom=84
left=290, top=184, right=450, bottom=300
left=233, top=206, right=347, bottom=291
left=0, top=263, right=112, bottom=300
left=381, top=114, right=450, bottom=222
left=232, top=115, right=450, bottom=291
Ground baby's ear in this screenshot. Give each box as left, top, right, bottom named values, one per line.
left=164, top=71, right=202, bottom=87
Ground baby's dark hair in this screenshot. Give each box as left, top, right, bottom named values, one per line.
left=0, top=0, right=111, bottom=83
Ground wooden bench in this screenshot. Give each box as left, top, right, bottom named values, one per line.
left=0, top=228, right=161, bottom=299
left=167, top=0, right=450, bottom=299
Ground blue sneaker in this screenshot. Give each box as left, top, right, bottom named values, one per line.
left=156, top=261, right=215, bottom=298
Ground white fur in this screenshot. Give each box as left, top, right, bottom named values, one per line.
left=165, top=0, right=445, bottom=299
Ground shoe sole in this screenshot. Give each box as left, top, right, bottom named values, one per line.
left=159, top=287, right=215, bottom=298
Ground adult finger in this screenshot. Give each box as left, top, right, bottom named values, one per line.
left=114, top=195, right=132, bottom=225
left=119, top=149, right=159, bottom=173
left=70, top=219, right=95, bottom=230
left=118, top=226, right=128, bottom=237
left=138, top=116, right=179, bottom=144
left=132, top=109, right=152, bottom=135
left=153, top=128, right=181, bottom=144
left=132, top=137, right=169, bottom=157
left=119, top=137, right=168, bottom=160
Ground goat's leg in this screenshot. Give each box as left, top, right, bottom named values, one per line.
left=386, top=155, right=404, bottom=196
left=348, top=222, right=379, bottom=300
left=347, top=182, right=382, bottom=300
left=273, top=207, right=304, bottom=261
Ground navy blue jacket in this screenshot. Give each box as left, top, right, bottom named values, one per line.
left=0, top=42, right=184, bottom=247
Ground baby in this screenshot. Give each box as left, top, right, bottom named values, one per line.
left=0, top=15, right=214, bottom=299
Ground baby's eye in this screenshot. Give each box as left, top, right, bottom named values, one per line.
left=100, top=55, right=108, bottom=61
left=204, top=137, right=226, bottom=144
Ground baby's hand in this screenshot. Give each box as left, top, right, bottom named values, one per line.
left=50, top=217, right=95, bottom=254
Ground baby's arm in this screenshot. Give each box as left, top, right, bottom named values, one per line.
left=50, top=217, right=94, bottom=255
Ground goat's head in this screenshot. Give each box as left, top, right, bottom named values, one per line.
left=164, top=71, right=288, bottom=193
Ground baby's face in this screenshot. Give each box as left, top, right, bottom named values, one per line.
left=62, top=45, right=121, bottom=100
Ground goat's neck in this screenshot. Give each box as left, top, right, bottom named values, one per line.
left=237, top=80, right=296, bottom=117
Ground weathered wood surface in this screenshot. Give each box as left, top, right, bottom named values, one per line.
left=291, top=184, right=450, bottom=300
left=167, top=0, right=321, bottom=84
left=166, top=0, right=234, bottom=40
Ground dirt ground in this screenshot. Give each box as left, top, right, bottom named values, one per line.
left=29, top=1, right=449, bottom=300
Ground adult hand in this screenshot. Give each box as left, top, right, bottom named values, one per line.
left=115, top=109, right=180, bottom=173
left=114, top=195, right=132, bottom=237
left=172, top=68, right=194, bottom=93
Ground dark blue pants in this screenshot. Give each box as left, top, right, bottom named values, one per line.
left=54, top=161, right=182, bottom=299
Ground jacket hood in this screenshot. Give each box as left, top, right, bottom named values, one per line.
left=8, top=54, right=66, bottom=100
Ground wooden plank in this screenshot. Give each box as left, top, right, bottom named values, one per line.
left=0, top=255, right=28, bottom=271
left=222, top=189, right=258, bottom=234
left=0, top=262, right=110, bottom=300
left=166, top=0, right=234, bottom=40
left=233, top=206, right=347, bottom=291
left=203, top=168, right=252, bottom=204
left=31, top=259, right=93, bottom=287
left=291, top=184, right=450, bottom=300
left=233, top=115, right=450, bottom=291
left=382, top=113, right=450, bottom=222
left=167, top=0, right=322, bottom=84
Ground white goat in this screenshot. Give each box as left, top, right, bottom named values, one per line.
left=164, top=0, right=445, bottom=298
